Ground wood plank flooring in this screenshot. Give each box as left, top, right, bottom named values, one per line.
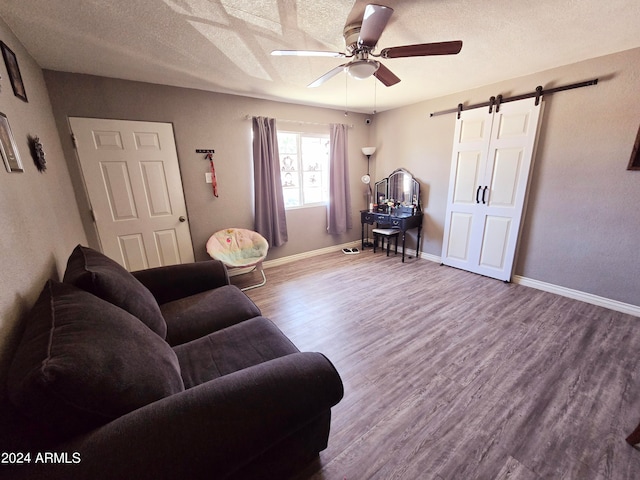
left=236, top=251, right=640, bottom=480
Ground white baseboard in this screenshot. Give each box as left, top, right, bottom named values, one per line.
left=416, top=249, right=442, bottom=264
left=512, top=275, right=640, bottom=318
left=417, top=253, right=640, bottom=317
left=263, top=240, right=361, bottom=269
left=263, top=245, right=640, bottom=318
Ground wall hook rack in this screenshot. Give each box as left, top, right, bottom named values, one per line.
left=197, top=149, right=218, bottom=197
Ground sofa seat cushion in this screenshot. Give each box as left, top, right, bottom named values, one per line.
left=162, top=284, right=261, bottom=346
left=63, top=245, right=167, bottom=338
left=174, top=316, right=299, bottom=389
left=7, top=280, right=184, bottom=438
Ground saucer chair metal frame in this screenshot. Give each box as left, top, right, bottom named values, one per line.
left=206, top=228, right=269, bottom=291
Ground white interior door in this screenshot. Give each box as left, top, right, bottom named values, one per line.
left=441, top=97, right=542, bottom=281
left=70, top=117, right=195, bottom=271
left=441, top=106, right=494, bottom=271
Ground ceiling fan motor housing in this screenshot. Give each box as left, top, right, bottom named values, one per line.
left=343, top=23, right=362, bottom=53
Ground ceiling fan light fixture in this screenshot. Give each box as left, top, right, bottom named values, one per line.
left=347, top=59, right=379, bottom=80
left=281, top=4, right=462, bottom=89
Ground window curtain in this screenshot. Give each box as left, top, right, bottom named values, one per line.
left=252, top=116, right=288, bottom=247
left=327, top=123, right=352, bottom=234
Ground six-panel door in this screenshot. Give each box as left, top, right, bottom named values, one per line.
left=70, top=118, right=195, bottom=271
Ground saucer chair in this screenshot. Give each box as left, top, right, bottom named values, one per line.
left=206, top=228, right=269, bottom=291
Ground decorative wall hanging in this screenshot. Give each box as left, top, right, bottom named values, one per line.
left=628, top=124, right=640, bottom=171
left=29, top=135, right=46, bottom=172
left=1, top=41, right=27, bottom=102
left=0, top=112, right=23, bottom=172
left=196, top=149, right=218, bottom=197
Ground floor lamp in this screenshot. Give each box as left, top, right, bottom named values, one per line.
left=361, top=146, right=376, bottom=247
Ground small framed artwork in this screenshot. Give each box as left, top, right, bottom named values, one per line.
left=1, top=41, right=27, bottom=102
left=628, top=124, right=640, bottom=171
left=0, top=112, right=23, bottom=172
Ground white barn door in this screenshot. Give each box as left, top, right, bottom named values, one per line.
left=70, top=117, right=195, bottom=271
left=441, top=97, right=542, bottom=281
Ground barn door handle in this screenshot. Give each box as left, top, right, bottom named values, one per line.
left=476, top=186, right=482, bottom=203
left=179, top=216, right=186, bottom=222
left=482, top=186, right=488, bottom=204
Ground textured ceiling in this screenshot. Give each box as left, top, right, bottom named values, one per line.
left=1, top=0, right=639, bottom=113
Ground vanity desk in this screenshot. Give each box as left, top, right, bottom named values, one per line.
left=360, top=168, right=423, bottom=262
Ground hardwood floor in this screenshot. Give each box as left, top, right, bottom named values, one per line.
left=237, top=251, right=640, bottom=479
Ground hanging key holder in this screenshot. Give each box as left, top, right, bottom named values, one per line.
left=196, top=149, right=218, bottom=197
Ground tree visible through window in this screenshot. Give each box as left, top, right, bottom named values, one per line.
left=277, top=132, right=330, bottom=208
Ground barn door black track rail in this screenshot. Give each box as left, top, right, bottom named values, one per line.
left=429, top=78, right=599, bottom=118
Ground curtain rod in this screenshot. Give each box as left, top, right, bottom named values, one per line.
left=429, top=78, right=599, bottom=118
left=244, top=115, right=353, bottom=128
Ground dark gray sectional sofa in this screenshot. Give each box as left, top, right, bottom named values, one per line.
left=1, top=245, right=343, bottom=480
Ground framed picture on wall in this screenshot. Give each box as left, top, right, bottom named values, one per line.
left=0, top=112, right=24, bottom=172
left=1, top=41, right=28, bottom=102
left=628, top=124, right=640, bottom=171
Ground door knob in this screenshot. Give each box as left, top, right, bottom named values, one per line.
left=179, top=216, right=186, bottom=222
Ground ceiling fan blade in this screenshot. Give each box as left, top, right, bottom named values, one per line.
left=271, top=50, right=346, bottom=58
left=380, top=40, right=463, bottom=59
left=308, top=64, right=348, bottom=88
left=373, top=62, right=400, bottom=87
left=358, top=4, right=394, bottom=48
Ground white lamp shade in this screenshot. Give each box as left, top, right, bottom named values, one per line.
left=347, top=59, right=379, bottom=80
left=361, top=146, right=376, bottom=156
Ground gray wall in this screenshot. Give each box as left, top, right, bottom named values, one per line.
left=43, top=72, right=372, bottom=262
left=373, top=47, right=640, bottom=306
left=2, top=19, right=639, bottom=394
left=0, top=18, right=87, bottom=393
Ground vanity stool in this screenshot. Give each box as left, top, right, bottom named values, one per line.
left=372, top=228, right=400, bottom=257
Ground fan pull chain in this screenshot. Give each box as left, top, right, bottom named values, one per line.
left=344, top=74, right=349, bottom=116
left=373, top=80, right=377, bottom=115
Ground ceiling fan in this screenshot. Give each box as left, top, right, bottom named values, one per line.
left=271, top=4, right=462, bottom=88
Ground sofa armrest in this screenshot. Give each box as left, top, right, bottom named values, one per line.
left=132, top=260, right=230, bottom=304
left=17, top=352, right=343, bottom=480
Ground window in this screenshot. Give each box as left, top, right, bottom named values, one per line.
left=277, top=131, right=330, bottom=208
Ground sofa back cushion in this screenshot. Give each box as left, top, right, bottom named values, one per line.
left=63, top=244, right=166, bottom=338
left=7, top=280, right=184, bottom=438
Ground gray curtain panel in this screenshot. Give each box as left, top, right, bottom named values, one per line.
left=252, top=116, right=288, bottom=247
left=327, top=123, right=352, bottom=234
